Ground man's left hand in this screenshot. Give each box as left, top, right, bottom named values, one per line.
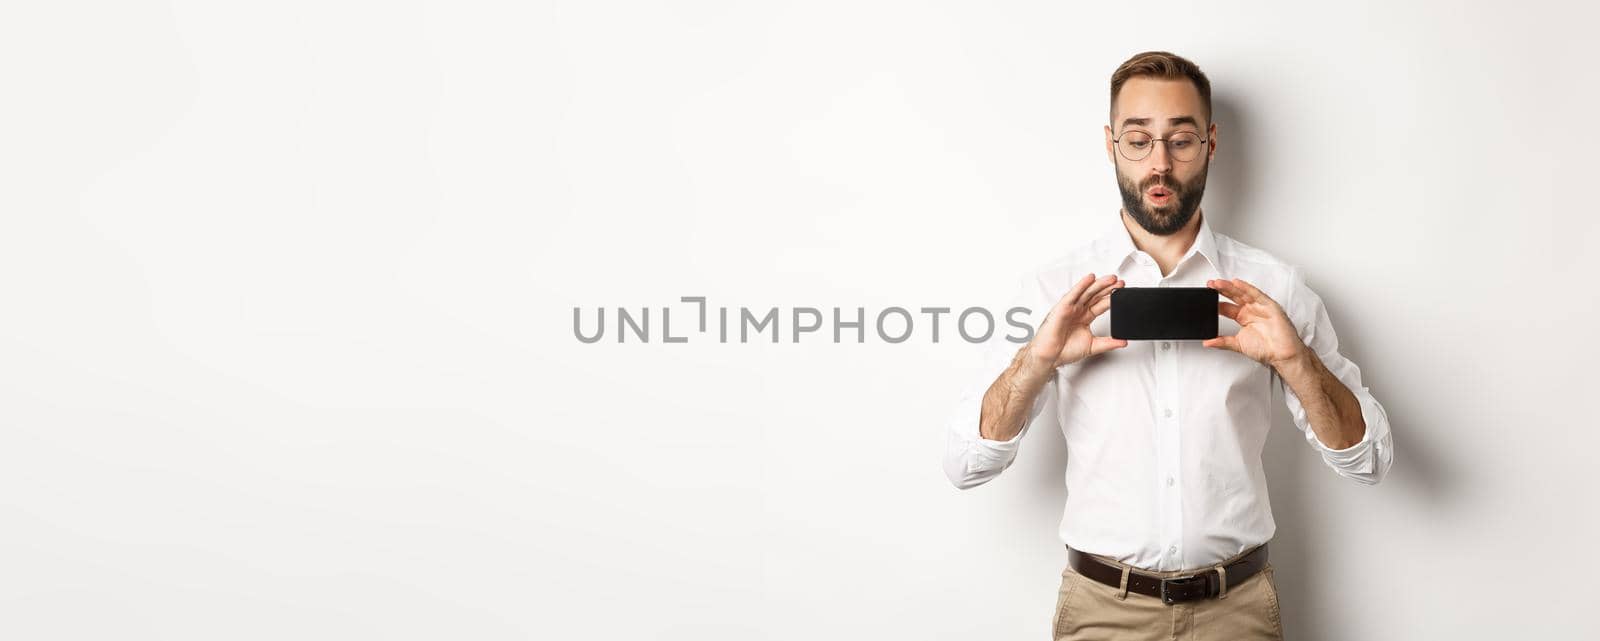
left=1202, top=277, right=1308, bottom=369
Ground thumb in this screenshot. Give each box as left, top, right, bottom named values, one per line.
left=1090, top=336, right=1130, bottom=355
left=1202, top=335, right=1237, bottom=352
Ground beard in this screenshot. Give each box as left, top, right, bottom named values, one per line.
left=1117, top=162, right=1208, bottom=236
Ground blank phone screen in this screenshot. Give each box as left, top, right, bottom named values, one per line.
left=1109, top=287, right=1219, bottom=340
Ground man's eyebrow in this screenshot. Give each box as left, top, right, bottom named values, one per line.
left=1118, top=115, right=1202, bottom=130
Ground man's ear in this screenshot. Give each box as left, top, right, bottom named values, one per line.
left=1206, top=122, right=1218, bottom=163
left=1105, top=125, right=1115, bottom=164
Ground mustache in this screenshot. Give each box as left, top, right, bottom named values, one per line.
left=1140, top=175, right=1180, bottom=192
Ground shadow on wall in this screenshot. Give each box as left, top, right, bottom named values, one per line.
left=1212, top=91, right=1461, bottom=640
left=1258, top=289, right=1459, bottom=640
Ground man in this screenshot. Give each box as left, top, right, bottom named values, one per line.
left=941, top=51, right=1394, bottom=641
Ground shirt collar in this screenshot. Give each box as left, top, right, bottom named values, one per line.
left=1091, top=209, right=1222, bottom=277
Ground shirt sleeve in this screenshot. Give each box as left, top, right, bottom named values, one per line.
left=1275, top=267, right=1395, bottom=486
left=943, top=271, right=1063, bottom=490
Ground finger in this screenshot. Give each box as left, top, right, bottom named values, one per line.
left=1232, top=278, right=1282, bottom=310
left=1218, top=300, right=1242, bottom=321
left=1086, top=278, right=1124, bottom=305
left=1206, top=278, right=1242, bottom=303
left=1076, top=274, right=1120, bottom=306
left=1090, top=292, right=1113, bottom=316
left=1043, top=275, right=1095, bottom=325
left=1045, top=275, right=1102, bottom=330
left=1083, top=279, right=1124, bottom=318
left=1090, top=335, right=1129, bottom=355
left=1227, top=278, right=1262, bottom=304
left=1202, top=335, right=1238, bottom=352
left=1061, top=273, right=1097, bottom=309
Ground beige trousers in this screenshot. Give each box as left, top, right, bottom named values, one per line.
left=1052, top=546, right=1284, bottom=640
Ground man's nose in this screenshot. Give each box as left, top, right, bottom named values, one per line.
left=1148, top=141, right=1173, bottom=174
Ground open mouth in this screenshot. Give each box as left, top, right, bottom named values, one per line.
left=1146, top=186, right=1174, bottom=204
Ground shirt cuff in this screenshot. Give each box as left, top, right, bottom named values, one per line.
left=969, top=423, right=1025, bottom=469
left=1304, top=393, right=1381, bottom=474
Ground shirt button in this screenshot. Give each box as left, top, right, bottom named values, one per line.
left=1162, top=342, right=1171, bottom=350
left=1169, top=545, right=1178, bottom=556
left=1164, top=408, right=1173, bottom=418
left=1167, top=476, right=1174, bottom=487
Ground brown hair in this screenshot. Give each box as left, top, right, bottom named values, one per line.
left=1109, top=51, right=1212, bottom=126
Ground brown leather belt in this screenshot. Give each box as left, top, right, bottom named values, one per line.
left=1067, top=543, right=1268, bottom=605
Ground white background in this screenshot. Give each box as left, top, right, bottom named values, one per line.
left=3, top=1, right=1596, bottom=639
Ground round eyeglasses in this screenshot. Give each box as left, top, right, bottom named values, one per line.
left=1112, top=131, right=1208, bottom=162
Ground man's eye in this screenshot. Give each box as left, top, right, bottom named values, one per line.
left=1127, top=139, right=1150, bottom=149
left=1170, top=139, right=1192, bottom=149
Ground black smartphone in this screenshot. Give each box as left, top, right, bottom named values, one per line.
left=1109, top=287, right=1219, bottom=340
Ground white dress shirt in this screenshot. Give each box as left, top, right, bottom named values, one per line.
left=943, top=211, right=1394, bottom=572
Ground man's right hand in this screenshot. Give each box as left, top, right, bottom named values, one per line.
left=1023, top=273, right=1129, bottom=378
left=978, top=273, right=1129, bottom=442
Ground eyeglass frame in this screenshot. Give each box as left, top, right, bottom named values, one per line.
left=1110, top=129, right=1211, bottom=163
